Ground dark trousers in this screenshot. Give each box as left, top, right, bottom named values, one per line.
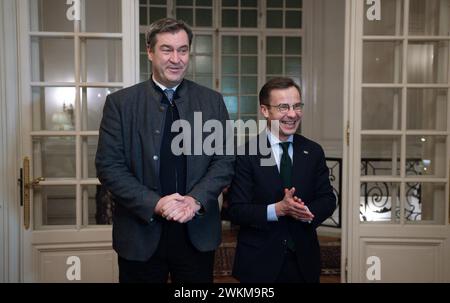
left=275, top=250, right=305, bottom=283
left=118, top=221, right=215, bottom=283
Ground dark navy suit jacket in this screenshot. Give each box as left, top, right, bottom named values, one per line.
left=228, top=133, right=336, bottom=282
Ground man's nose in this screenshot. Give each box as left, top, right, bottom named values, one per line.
left=169, top=51, right=180, bottom=63
left=286, top=106, right=298, bottom=117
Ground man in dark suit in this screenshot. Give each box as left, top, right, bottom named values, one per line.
left=95, top=18, right=234, bottom=283
left=228, top=77, right=336, bottom=283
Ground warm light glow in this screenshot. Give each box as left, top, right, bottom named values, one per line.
left=54, top=87, right=76, bottom=107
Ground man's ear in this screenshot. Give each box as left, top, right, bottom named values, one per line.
left=260, top=105, right=269, bottom=119
left=147, top=47, right=153, bottom=62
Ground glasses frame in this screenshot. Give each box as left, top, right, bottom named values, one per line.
left=265, top=102, right=305, bottom=113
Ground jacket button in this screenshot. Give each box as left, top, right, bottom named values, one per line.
left=154, top=130, right=160, bottom=135
left=283, top=240, right=287, bottom=245
left=153, top=155, right=159, bottom=161
left=149, top=218, right=154, bottom=222
left=159, top=106, right=165, bottom=112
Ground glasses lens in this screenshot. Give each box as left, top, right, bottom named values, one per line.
left=278, top=104, right=289, bottom=112
left=293, top=103, right=303, bottom=111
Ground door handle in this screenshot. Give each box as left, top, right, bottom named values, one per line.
left=22, top=157, right=45, bottom=230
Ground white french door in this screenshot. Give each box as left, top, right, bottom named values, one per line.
left=346, top=0, right=450, bottom=282
left=17, top=0, right=137, bottom=282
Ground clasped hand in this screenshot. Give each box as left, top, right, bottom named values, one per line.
left=154, top=194, right=201, bottom=223
left=275, top=187, right=314, bottom=222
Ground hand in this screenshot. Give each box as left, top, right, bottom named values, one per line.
left=275, top=188, right=314, bottom=221
left=154, top=193, right=185, bottom=219
left=293, top=196, right=314, bottom=222
left=168, top=195, right=200, bottom=223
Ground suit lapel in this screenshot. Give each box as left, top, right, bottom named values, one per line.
left=258, top=135, right=284, bottom=190
left=292, top=134, right=308, bottom=191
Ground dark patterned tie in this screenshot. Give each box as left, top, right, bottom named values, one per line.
left=279, top=141, right=292, bottom=189
left=164, top=88, right=174, bottom=104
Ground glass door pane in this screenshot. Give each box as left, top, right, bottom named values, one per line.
left=29, top=0, right=123, bottom=229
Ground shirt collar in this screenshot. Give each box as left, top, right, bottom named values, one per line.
left=152, top=75, right=181, bottom=92
left=266, top=128, right=294, bottom=147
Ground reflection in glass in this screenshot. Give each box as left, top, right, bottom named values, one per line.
left=360, top=182, right=400, bottom=222
left=35, top=186, right=76, bottom=226
left=363, top=41, right=402, bottom=83
left=241, top=56, right=257, bottom=74
left=196, top=76, right=212, bottom=88
left=31, top=37, right=74, bottom=82
left=241, top=77, right=257, bottom=94
left=81, top=88, right=118, bottom=131
left=222, top=36, right=238, bottom=54
left=30, top=0, right=73, bottom=32
left=363, top=0, right=403, bottom=36
left=195, top=56, right=212, bottom=73
left=407, top=89, right=447, bottom=130
left=224, top=96, right=238, bottom=114
left=195, top=35, right=212, bottom=53
left=362, top=88, right=401, bottom=130
left=222, top=56, right=238, bottom=74
left=409, top=0, right=450, bottom=36
left=361, top=135, right=401, bottom=176
left=222, top=77, right=238, bottom=94
left=240, top=96, right=257, bottom=114
left=81, top=38, right=123, bottom=83
left=285, top=57, right=301, bottom=75
left=84, top=185, right=114, bottom=225
left=241, top=36, right=257, bottom=54
left=33, top=137, right=76, bottom=178
left=405, top=183, right=446, bottom=224
left=267, top=57, right=283, bottom=74
left=32, top=87, right=76, bottom=131
left=84, top=0, right=121, bottom=32
left=407, top=41, right=449, bottom=84
left=81, top=136, right=98, bottom=179
left=406, top=136, right=446, bottom=178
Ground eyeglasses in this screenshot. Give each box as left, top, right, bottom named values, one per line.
left=265, top=102, right=305, bottom=113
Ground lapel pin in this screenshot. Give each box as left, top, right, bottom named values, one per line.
left=303, top=150, right=309, bottom=154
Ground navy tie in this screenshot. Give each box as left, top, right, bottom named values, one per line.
left=164, top=88, right=175, bottom=104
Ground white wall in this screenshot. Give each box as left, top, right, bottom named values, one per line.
left=303, top=0, right=346, bottom=158
left=0, top=0, right=21, bottom=283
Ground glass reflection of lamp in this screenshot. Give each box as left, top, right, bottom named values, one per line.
left=52, top=102, right=74, bottom=130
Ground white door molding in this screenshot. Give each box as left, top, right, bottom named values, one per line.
left=0, top=0, right=21, bottom=283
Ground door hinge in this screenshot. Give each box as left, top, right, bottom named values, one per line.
left=345, top=121, right=350, bottom=146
